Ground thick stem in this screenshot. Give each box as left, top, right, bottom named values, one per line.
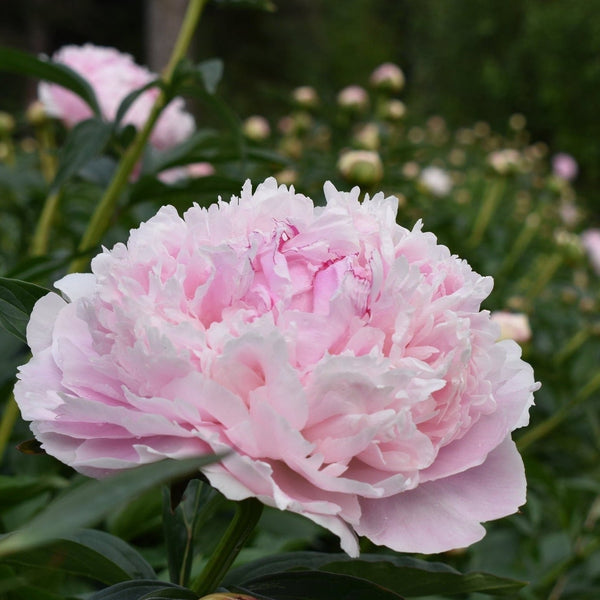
left=191, top=498, right=263, bottom=597
left=68, top=0, right=208, bottom=274
left=467, top=177, right=505, bottom=248
left=0, top=395, right=19, bottom=461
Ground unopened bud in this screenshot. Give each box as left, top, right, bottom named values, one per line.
left=242, top=115, right=270, bottom=142
left=26, top=101, right=48, bottom=126
left=337, top=85, right=369, bottom=113
left=292, top=86, right=319, bottom=110
left=338, top=150, right=383, bottom=186
left=0, top=111, right=15, bottom=135
left=379, top=99, right=406, bottom=121
left=353, top=123, right=380, bottom=150
left=370, top=62, right=405, bottom=93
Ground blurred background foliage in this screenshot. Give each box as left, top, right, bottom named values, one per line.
left=2, top=0, right=600, bottom=203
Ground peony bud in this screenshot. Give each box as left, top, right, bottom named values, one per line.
left=337, top=85, right=369, bottom=113
left=353, top=123, right=380, bottom=150
left=337, top=150, right=383, bottom=186
left=242, top=115, right=271, bottom=142
left=418, top=166, right=453, bottom=197
left=292, top=86, right=319, bottom=110
left=491, top=311, right=532, bottom=343
left=370, top=62, right=405, bottom=93
left=0, top=111, right=15, bottom=135
left=552, top=153, right=578, bottom=182
left=379, top=99, right=406, bottom=121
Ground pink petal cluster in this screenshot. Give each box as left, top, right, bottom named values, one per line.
left=552, top=152, right=578, bottom=182
left=581, top=229, right=600, bottom=275
left=38, top=44, right=195, bottom=150
left=15, top=178, right=538, bottom=556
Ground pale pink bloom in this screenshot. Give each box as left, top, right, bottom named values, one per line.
left=419, top=166, right=453, bottom=197
left=15, top=178, right=538, bottom=557
left=487, top=149, right=522, bottom=175
left=370, top=62, right=405, bottom=92
left=581, top=229, right=600, bottom=275
left=337, top=85, right=369, bottom=112
left=39, top=44, right=195, bottom=150
left=552, top=153, right=578, bottom=181
left=242, top=115, right=271, bottom=142
left=490, top=312, right=532, bottom=343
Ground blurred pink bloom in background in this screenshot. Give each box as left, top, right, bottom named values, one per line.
left=552, top=152, right=578, bottom=181
left=39, top=44, right=195, bottom=150
left=581, top=229, right=600, bottom=275
left=15, top=178, right=538, bottom=557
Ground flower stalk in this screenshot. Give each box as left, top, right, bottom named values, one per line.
left=191, top=498, right=263, bottom=597
left=467, top=176, right=506, bottom=248
left=68, top=0, right=208, bottom=274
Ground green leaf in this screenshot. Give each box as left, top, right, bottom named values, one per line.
left=114, top=79, right=161, bottom=127
left=0, top=474, right=65, bottom=511
left=173, top=58, right=223, bottom=96
left=212, top=0, right=277, bottom=11
left=0, top=277, right=51, bottom=342
left=50, top=118, right=114, bottom=193
left=236, top=570, right=405, bottom=600
left=225, top=552, right=527, bottom=597
left=0, top=46, right=100, bottom=115
left=0, top=455, right=224, bottom=557
left=88, top=581, right=193, bottom=600
left=195, top=59, right=224, bottom=95
left=5, top=529, right=155, bottom=586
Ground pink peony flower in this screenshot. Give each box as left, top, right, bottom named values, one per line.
left=38, top=44, right=195, bottom=150
left=552, top=152, right=578, bottom=182
left=15, top=178, right=538, bottom=557
left=581, top=229, right=600, bottom=275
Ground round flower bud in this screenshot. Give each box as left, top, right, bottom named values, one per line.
left=581, top=229, right=600, bottom=275
left=353, top=123, right=380, bottom=150
left=337, top=85, right=370, bottom=113
left=275, top=168, right=298, bottom=186
left=552, top=153, right=578, bottom=182
left=380, top=99, right=406, bottom=121
left=26, top=101, right=48, bottom=126
left=490, top=311, right=532, bottom=343
left=337, top=150, right=383, bottom=186
left=508, top=113, right=527, bottom=131
left=292, top=86, right=319, bottom=110
left=242, top=115, right=271, bottom=142
left=418, top=166, right=453, bottom=197
left=401, top=161, right=420, bottom=180
left=0, top=111, right=15, bottom=135
left=370, top=62, right=405, bottom=93
left=487, top=149, right=522, bottom=175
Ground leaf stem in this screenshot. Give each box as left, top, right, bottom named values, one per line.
left=191, top=498, right=263, bottom=596
left=68, top=0, right=208, bottom=274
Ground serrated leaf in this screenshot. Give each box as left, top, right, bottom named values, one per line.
left=236, top=570, right=404, bottom=600
left=0, top=46, right=100, bottom=115
left=0, top=277, right=51, bottom=342
left=5, top=529, right=155, bottom=585
left=88, top=581, right=192, bottom=600
left=0, top=455, right=224, bottom=557
left=50, top=118, right=113, bottom=193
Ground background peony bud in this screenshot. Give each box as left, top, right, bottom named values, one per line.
left=15, top=178, right=538, bottom=558
left=581, top=229, right=600, bottom=275
left=337, top=150, right=383, bottom=185
left=242, top=115, right=271, bottom=142
left=552, top=152, right=578, bottom=181
left=292, top=86, right=319, bottom=110
left=491, top=311, right=532, bottom=343
left=0, top=111, right=15, bottom=135
left=369, top=62, right=405, bottom=93
left=337, top=85, right=370, bottom=113
left=418, top=166, right=453, bottom=197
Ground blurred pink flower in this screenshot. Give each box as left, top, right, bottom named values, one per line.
left=15, top=178, right=538, bottom=557
left=419, top=166, right=453, bottom=197
left=158, top=162, right=215, bottom=184
left=552, top=153, right=578, bottom=181
left=39, top=44, right=194, bottom=150
left=581, top=229, right=600, bottom=274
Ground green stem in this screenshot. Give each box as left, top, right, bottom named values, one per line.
left=191, top=498, right=263, bottom=596
left=523, top=252, right=563, bottom=306
left=518, top=371, right=600, bottom=452
left=30, top=191, right=61, bottom=256
left=467, top=177, right=505, bottom=248
left=496, top=212, right=541, bottom=278
left=68, top=0, right=208, bottom=274
left=0, top=395, right=19, bottom=461
left=554, top=327, right=591, bottom=365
